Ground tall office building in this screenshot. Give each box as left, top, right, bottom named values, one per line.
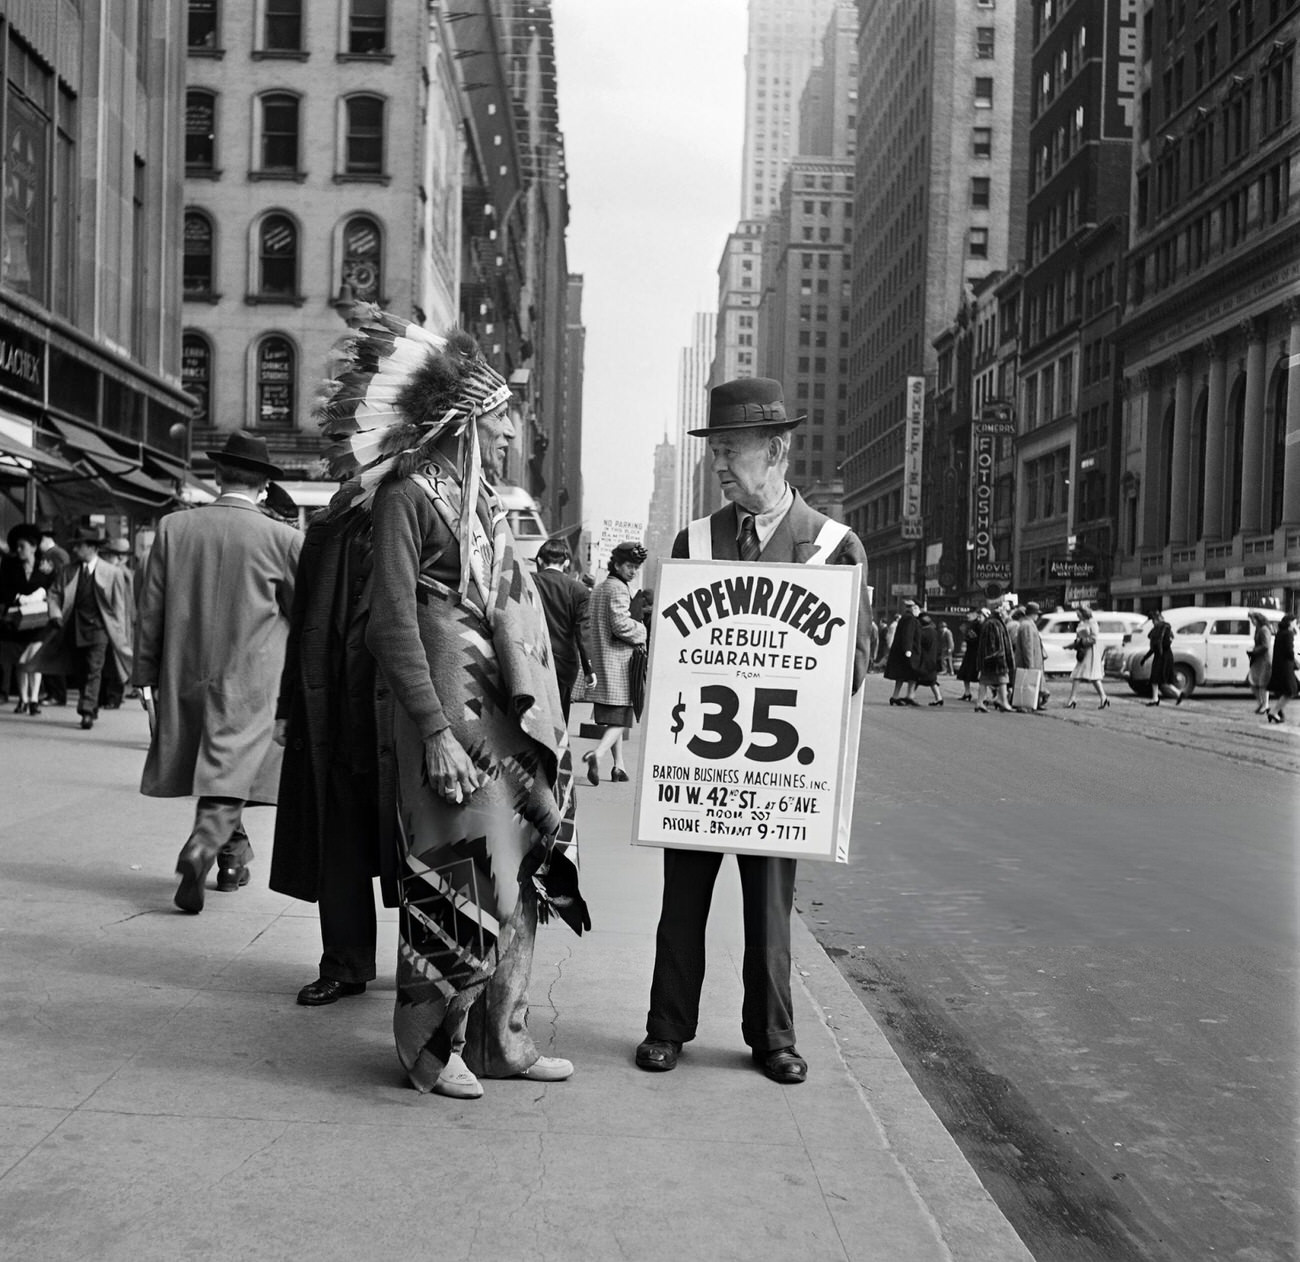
left=1111, top=0, right=1300, bottom=612
left=644, top=434, right=679, bottom=587
left=741, top=0, right=839, bottom=218
left=844, top=0, right=1031, bottom=607
left=676, top=311, right=715, bottom=522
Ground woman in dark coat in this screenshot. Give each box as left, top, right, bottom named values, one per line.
left=1265, top=614, right=1297, bottom=724
left=885, top=600, right=920, bottom=705
left=1139, top=608, right=1182, bottom=706
left=956, top=614, right=982, bottom=700
left=913, top=611, right=944, bottom=705
left=0, top=523, right=55, bottom=714
left=1248, top=611, right=1273, bottom=714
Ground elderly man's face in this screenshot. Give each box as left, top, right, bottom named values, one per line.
left=709, top=430, right=783, bottom=510
left=476, top=406, right=516, bottom=478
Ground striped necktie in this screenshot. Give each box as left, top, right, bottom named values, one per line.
left=738, top=514, right=761, bottom=562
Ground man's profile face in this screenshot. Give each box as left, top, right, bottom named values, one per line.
left=709, top=430, right=776, bottom=506
left=476, top=406, right=516, bottom=478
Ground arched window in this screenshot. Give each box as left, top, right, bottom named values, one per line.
left=1269, top=367, right=1289, bottom=532
left=182, top=332, right=212, bottom=424
left=185, top=90, right=216, bottom=172
left=341, top=215, right=381, bottom=303
left=260, top=93, right=299, bottom=172
left=183, top=210, right=214, bottom=296
left=258, top=213, right=297, bottom=298
left=187, top=0, right=219, bottom=49
left=348, top=0, right=387, bottom=53
left=344, top=95, right=384, bottom=175
left=256, top=336, right=295, bottom=429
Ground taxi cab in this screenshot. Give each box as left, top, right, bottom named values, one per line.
left=1037, top=610, right=1148, bottom=674
left=1103, top=605, right=1281, bottom=696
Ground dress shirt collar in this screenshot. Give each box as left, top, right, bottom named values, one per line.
left=736, top=483, right=794, bottom=548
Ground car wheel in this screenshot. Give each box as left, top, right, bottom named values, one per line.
left=1172, top=664, right=1195, bottom=697
left=1129, top=681, right=1153, bottom=697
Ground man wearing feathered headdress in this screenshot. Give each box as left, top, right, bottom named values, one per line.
left=310, top=311, right=587, bottom=1098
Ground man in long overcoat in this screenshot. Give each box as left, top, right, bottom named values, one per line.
left=36, top=527, right=134, bottom=730
left=634, top=376, right=871, bottom=1087
left=134, top=432, right=302, bottom=913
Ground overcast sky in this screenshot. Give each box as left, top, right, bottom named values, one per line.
left=554, top=0, right=748, bottom=536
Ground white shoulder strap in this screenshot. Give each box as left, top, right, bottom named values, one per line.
left=687, top=516, right=713, bottom=560
left=806, top=519, right=850, bottom=565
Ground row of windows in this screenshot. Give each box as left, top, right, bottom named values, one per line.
left=1022, top=351, right=1076, bottom=430
left=1032, top=21, right=1088, bottom=118
left=189, top=0, right=390, bottom=57
left=184, top=210, right=383, bottom=305
left=1031, top=106, right=1087, bottom=194
left=186, top=90, right=387, bottom=180
left=1024, top=447, right=1072, bottom=523
left=182, top=331, right=299, bottom=430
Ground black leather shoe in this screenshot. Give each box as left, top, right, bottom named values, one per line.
left=216, top=863, right=251, bottom=892
left=297, top=977, right=367, bottom=1006
left=79, top=714, right=94, bottom=730
left=753, top=1046, right=808, bottom=1084
left=610, top=767, right=629, bottom=783
left=635, top=1038, right=681, bottom=1072
left=173, top=850, right=212, bottom=914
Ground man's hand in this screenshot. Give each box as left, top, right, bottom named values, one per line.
left=272, top=718, right=287, bottom=747
left=585, top=672, right=597, bottom=688
left=423, top=728, right=487, bottom=804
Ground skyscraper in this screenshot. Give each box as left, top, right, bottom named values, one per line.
left=676, top=311, right=716, bottom=522
left=741, top=0, right=840, bottom=218
left=843, top=0, right=1031, bottom=606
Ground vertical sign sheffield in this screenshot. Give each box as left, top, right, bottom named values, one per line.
left=900, top=376, right=925, bottom=541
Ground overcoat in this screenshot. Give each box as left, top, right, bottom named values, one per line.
left=31, top=559, right=134, bottom=681
left=587, top=572, right=645, bottom=706
left=1143, top=622, right=1177, bottom=687
left=883, top=611, right=919, bottom=682
left=1013, top=617, right=1045, bottom=671
left=1268, top=626, right=1298, bottom=699
left=672, top=489, right=872, bottom=690
left=134, top=496, right=301, bottom=801
left=269, top=508, right=397, bottom=907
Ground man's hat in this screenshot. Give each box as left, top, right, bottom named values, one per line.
left=205, top=430, right=283, bottom=478
left=69, top=526, right=106, bottom=546
left=687, top=377, right=804, bottom=438
left=100, top=537, right=131, bottom=555
left=1025, top=601, right=1041, bottom=614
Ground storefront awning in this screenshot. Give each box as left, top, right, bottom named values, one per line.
left=43, top=416, right=178, bottom=508
left=0, top=429, right=79, bottom=477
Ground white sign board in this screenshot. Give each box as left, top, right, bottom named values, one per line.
left=591, top=516, right=645, bottom=577
left=632, top=558, right=861, bottom=863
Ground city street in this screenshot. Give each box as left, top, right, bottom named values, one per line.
left=797, top=673, right=1299, bottom=1262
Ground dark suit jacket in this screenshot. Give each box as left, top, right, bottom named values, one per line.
left=531, top=567, right=593, bottom=680
left=671, top=489, right=872, bottom=691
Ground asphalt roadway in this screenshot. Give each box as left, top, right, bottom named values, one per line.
left=796, top=673, right=1299, bottom=1262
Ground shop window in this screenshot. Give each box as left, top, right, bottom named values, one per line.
left=182, top=332, right=212, bottom=424
left=341, top=215, right=382, bottom=302
left=257, top=213, right=298, bottom=298
left=256, top=336, right=295, bottom=429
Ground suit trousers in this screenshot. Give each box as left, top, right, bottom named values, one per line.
left=71, top=638, right=108, bottom=718
left=317, top=774, right=377, bottom=984
left=646, top=848, right=797, bottom=1053
left=179, top=796, right=254, bottom=871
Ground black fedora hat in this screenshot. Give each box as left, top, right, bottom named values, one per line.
left=205, top=430, right=283, bottom=478
left=687, top=377, right=804, bottom=438
left=68, top=525, right=106, bottom=546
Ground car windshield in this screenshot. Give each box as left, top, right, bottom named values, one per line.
left=507, top=510, right=544, bottom=538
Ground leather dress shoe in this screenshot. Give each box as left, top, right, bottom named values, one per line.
left=635, top=1038, right=681, bottom=1072
left=79, top=714, right=94, bottom=730
left=753, top=1046, right=808, bottom=1084
left=173, top=850, right=212, bottom=914
left=296, top=977, right=367, bottom=1006
left=216, top=863, right=251, bottom=892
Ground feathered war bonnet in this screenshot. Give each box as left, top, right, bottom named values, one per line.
left=316, top=309, right=511, bottom=589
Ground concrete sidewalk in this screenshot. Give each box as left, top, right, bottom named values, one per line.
left=0, top=701, right=1032, bottom=1262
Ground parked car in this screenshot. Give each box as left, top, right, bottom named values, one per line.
left=494, top=482, right=548, bottom=568
left=1103, top=605, right=1283, bottom=697
left=1037, top=610, right=1148, bottom=675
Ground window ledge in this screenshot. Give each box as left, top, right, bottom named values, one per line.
left=249, top=170, right=308, bottom=183
left=184, top=291, right=223, bottom=304
left=186, top=168, right=224, bottom=181
left=251, top=49, right=310, bottom=62
left=187, top=47, right=226, bottom=59
left=333, top=173, right=391, bottom=185
left=245, top=294, right=306, bottom=307
left=336, top=52, right=394, bottom=64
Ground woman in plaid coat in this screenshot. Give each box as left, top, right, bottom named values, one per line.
left=583, top=542, right=647, bottom=784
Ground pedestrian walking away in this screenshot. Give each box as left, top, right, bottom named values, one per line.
left=532, top=538, right=596, bottom=727
left=939, top=620, right=955, bottom=675
left=884, top=598, right=920, bottom=705
left=1265, top=613, right=1297, bottom=724
left=1064, top=603, right=1110, bottom=709
left=956, top=613, right=982, bottom=700
left=324, top=313, right=588, bottom=1098
left=1140, top=608, right=1183, bottom=706
left=635, top=376, right=871, bottom=1087
left=913, top=610, right=944, bottom=705
left=583, top=541, right=648, bottom=784
left=1248, top=611, right=1274, bottom=714
left=269, top=501, right=398, bottom=1008
left=30, top=527, right=134, bottom=731
left=133, top=431, right=303, bottom=913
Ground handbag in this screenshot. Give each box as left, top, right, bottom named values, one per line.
left=12, top=592, right=50, bottom=631
left=629, top=642, right=648, bottom=721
